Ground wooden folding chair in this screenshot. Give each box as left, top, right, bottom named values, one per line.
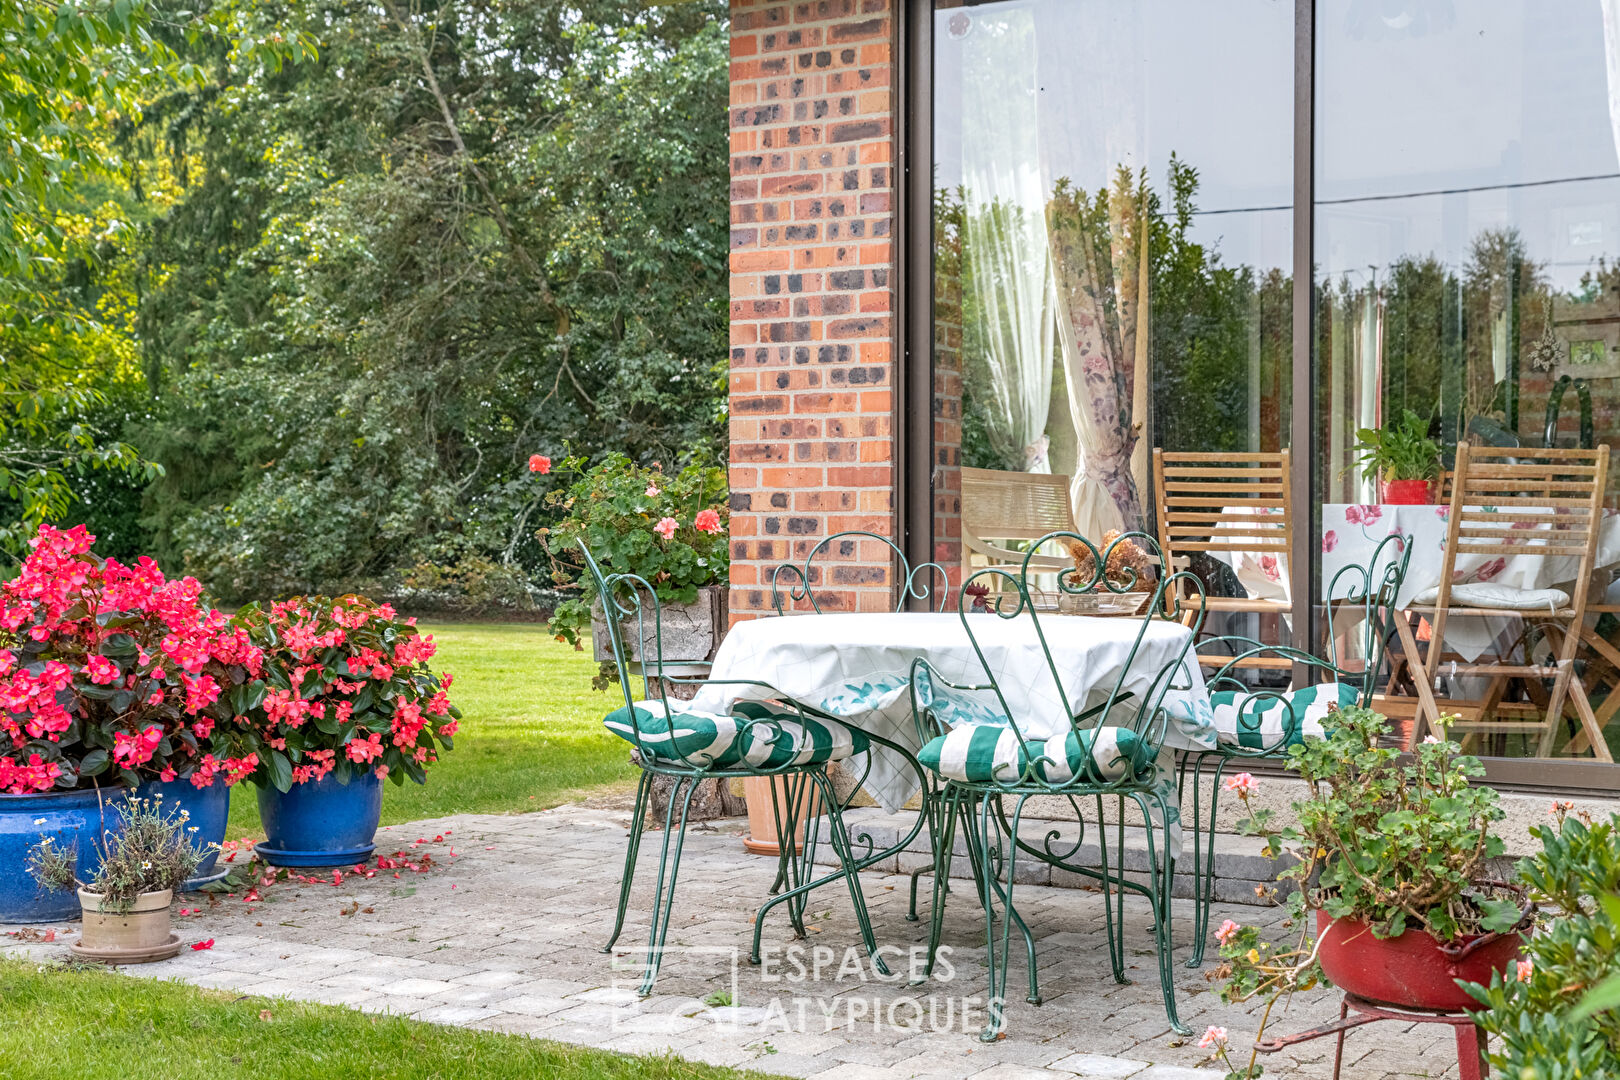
left=959, top=467, right=1076, bottom=578
left=1400, top=444, right=1612, bottom=760
left=1152, top=449, right=1293, bottom=669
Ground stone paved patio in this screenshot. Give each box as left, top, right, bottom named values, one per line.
left=4, top=803, right=1472, bottom=1079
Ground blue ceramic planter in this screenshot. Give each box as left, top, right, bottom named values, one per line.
left=255, top=771, right=383, bottom=868
left=0, top=786, right=128, bottom=924
left=135, top=776, right=231, bottom=890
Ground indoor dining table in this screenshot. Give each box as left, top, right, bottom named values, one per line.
left=687, top=610, right=1218, bottom=857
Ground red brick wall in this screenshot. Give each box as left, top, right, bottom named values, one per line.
left=728, top=0, right=899, bottom=620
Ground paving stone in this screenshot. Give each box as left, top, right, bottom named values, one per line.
left=69, top=803, right=1457, bottom=1080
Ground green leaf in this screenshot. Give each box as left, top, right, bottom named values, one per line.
left=266, top=750, right=293, bottom=793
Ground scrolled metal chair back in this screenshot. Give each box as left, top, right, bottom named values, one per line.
left=950, top=530, right=1208, bottom=792
left=1321, top=531, right=1412, bottom=706
left=576, top=540, right=674, bottom=723
left=769, top=530, right=950, bottom=614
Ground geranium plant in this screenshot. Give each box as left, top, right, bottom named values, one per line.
left=0, top=524, right=264, bottom=795
left=535, top=451, right=728, bottom=649
left=223, top=596, right=459, bottom=790
left=1207, top=709, right=1523, bottom=1079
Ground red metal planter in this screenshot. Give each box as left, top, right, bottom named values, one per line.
left=1381, top=478, right=1434, bottom=505
left=1315, top=909, right=1524, bottom=1011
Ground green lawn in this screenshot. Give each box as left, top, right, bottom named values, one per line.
left=0, top=960, right=756, bottom=1080
left=227, top=623, right=636, bottom=838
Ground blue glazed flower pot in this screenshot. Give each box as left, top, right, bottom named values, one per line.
left=135, top=776, right=231, bottom=890
left=0, top=786, right=129, bottom=924
left=255, top=772, right=383, bottom=868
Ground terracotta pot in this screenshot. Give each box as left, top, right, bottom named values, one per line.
left=1381, top=478, right=1434, bottom=505
left=71, top=888, right=180, bottom=964
left=742, top=774, right=823, bottom=856
left=1315, top=909, right=1524, bottom=1011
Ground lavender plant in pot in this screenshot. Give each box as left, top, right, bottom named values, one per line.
left=29, top=794, right=213, bottom=964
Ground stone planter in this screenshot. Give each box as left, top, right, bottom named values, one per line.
left=70, top=888, right=180, bottom=964
left=592, top=585, right=727, bottom=669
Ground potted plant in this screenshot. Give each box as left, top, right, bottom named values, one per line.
left=28, top=793, right=211, bottom=963
left=1350, top=409, right=1443, bottom=504
left=227, top=596, right=459, bottom=867
left=1207, top=708, right=1529, bottom=1078
left=1462, top=807, right=1620, bottom=1076
left=536, top=452, right=729, bottom=682
left=0, top=524, right=263, bottom=922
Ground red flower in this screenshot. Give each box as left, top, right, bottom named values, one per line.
left=694, top=508, right=724, bottom=534
left=112, top=726, right=164, bottom=769
left=84, top=654, right=120, bottom=685
left=528, top=454, right=551, bottom=474
left=190, top=939, right=215, bottom=951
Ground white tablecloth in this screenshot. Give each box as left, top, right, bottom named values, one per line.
left=688, top=612, right=1215, bottom=824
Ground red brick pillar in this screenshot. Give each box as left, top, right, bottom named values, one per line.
left=728, top=0, right=897, bottom=621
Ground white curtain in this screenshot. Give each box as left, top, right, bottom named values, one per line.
left=961, top=8, right=1055, bottom=473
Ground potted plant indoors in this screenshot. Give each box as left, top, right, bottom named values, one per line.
left=29, top=793, right=211, bottom=963
left=0, top=524, right=263, bottom=922
left=1350, top=408, right=1443, bottom=504
left=536, top=452, right=729, bottom=683
left=1207, top=708, right=1529, bottom=1078
left=228, top=596, right=459, bottom=867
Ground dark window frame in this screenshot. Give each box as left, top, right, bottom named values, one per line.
left=897, top=0, right=1617, bottom=792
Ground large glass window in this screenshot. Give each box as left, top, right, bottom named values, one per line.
left=1316, top=0, right=1620, bottom=767
left=930, top=0, right=1293, bottom=599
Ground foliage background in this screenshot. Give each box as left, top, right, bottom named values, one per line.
left=3, top=0, right=730, bottom=609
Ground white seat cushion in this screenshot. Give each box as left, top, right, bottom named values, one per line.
left=1411, top=583, right=1570, bottom=610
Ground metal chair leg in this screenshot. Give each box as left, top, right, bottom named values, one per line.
left=811, top=769, right=891, bottom=977
left=638, top=775, right=698, bottom=997
left=603, top=769, right=653, bottom=953
left=1135, top=791, right=1190, bottom=1036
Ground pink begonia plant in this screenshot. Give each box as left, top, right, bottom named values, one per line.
left=226, top=595, right=460, bottom=789
left=0, top=524, right=264, bottom=794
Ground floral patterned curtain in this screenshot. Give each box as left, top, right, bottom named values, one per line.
left=1046, top=170, right=1147, bottom=535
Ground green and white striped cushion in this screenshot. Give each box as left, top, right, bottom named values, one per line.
left=603, top=700, right=869, bottom=769
left=602, top=701, right=745, bottom=767
left=918, top=724, right=1147, bottom=785
left=1210, top=682, right=1358, bottom=751
left=732, top=701, right=870, bottom=767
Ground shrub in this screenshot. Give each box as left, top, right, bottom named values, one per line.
left=1463, top=809, right=1620, bottom=1078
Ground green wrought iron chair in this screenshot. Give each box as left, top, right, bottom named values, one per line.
left=907, top=531, right=1208, bottom=1040
left=584, top=541, right=889, bottom=995
left=1178, top=531, right=1411, bottom=967
left=749, top=530, right=942, bottom=966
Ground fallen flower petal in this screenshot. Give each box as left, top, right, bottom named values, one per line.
left=191, top=939, right=215, bottom=951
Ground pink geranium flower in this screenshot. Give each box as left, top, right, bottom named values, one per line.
left=654, top=517, right=678, bottom=541
left=1215, top=919, right=1242, bottom=946
left=694, top=508, right=723, bottom=534
left=528, top=454, right=551, bottom=474
left=1197, top=1026, right=1228, bottom=1049
left=1224, top=772, right=1257, bottom=796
